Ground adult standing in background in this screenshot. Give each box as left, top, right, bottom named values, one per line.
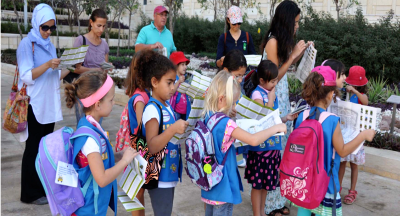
left=17, top=3, right=70, bottom=205
left=216, top=6, right=256, bottom=68
left=64, top=8, right=110, bottom=83
left=261, top=1, right=313, bottom=215
left=135, top=6, right=177, bottom=57
left=64, top=9, right=110, bottom=123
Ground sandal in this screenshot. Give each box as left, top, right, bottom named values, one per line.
left=279, top=206, right=290, bottom=215
left=268, top=209, right=282, bottom=216
left=343, top=190, right=358, bottom=205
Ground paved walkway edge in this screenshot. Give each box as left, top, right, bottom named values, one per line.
left=2, top=62, right=400, bottom=181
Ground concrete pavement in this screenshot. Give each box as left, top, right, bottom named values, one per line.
left=1, top=73, right=399, bottom=216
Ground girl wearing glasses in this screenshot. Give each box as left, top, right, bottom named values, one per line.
left=16, top=3, right=70, bottom=205
left=216, top=6, right=256, bottom=68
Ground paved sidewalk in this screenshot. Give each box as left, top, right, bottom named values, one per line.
left=1, top=74, right=399, bottom=216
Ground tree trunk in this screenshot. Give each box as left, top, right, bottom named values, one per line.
left=335, top=0, right=340, bottom=20
left=68, top=8, right=73, bottom=32
left=78, top=18, right=81, bottom=35
left=128, top=10, right=132, bottom=49
left=169, top=3, right=174, bottom=34
left=117, top=16, right=121, bottom=56
left=213, top=0, right=217, bottom=21
left=14, top=1, right=23, bottom=40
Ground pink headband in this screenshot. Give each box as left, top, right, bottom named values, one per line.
left=81, top=75, right=114, bottom=107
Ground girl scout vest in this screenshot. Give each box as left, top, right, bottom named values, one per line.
left=350, top=93, right=364, bottom=105
left=201, top=112, right=243, bottom=204
left=73, top=117, right=118, bottom=216
left=142, top=98, right=183, bottom=183
left=249, top=86, right=282, bottom=151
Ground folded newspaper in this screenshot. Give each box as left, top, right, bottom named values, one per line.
left=57, top=45, right=89, bottom=69
left=170, top=97, right=205, bottom=145
left=176, top=71, right=212, bottom=99
left=118, top=155, right=147, bottom=212
left=328, top=100, right=381, bottom=154
left=295, top=45, right=317, bottom=83
left=235, top=109, right=284, bottom=147
left=236, top=96, right=275, bottom=120
left=101, top=61, right=115, bottom=70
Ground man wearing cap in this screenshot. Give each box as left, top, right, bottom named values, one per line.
left=135, top=6, right=176, bottom=57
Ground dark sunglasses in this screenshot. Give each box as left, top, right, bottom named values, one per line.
left=41, top=25, right=57, bottom=32
left=232, top=22, right=242, bottom=26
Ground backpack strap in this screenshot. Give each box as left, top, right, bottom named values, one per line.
left=246, top=32, right=249, bottom=44
left=81, top=35, right=86, bottom=45
left=71, top=126, right=101, bottom=215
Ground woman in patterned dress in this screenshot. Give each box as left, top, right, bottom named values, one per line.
left=260, top=1, right=314, bottom=215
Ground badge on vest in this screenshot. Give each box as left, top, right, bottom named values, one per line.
left=243, top=41, right=247, bottom=50
left=102, top=152, right=108, bottom=160
left=289, top=143, right=305, bottom=154
left=170, top=163, right=177, bottom=173
left=170, top=149, right=177, bottom=158
left=267, top=139, right=275, bottom=147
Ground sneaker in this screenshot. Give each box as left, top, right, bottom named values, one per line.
left=237, top=158, right=246, bottom=168
left=31, top=196, right=48, bottom=205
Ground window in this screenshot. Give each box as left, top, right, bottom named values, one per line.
left=143, top=0, right=147, bottom=5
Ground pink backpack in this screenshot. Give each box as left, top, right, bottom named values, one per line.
left=280, top=109, right=337, bottom=211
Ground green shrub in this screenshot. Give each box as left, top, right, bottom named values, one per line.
left=287, top=74, right=303, bottom=96
left=365, top=132, right=400, bottom=152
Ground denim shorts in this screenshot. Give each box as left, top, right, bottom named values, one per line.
left=205, top=203, right=234, bottom=216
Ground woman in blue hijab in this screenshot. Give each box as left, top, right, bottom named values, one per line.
left=17, top=3, right=70, bottom=205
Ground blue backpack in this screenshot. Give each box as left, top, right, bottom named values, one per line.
left=35, top=126, right=101, bottom=216
left=185, top=112, right=230, bottom=191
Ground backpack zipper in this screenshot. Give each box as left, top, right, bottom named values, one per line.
left=280, top=170, right=306, bottom=180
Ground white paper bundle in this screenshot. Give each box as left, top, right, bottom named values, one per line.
left=171, top=97, right=205, bottom=144
left=58, top=45, right=89, bottom=69
left=244, top=55, right=262, bottom=66
left=295, top=45, right=317, bottom=83
left=328, top=100, right=381, bottom=154
left=118, top=155, right=147, bottom=209
left=235, top=109, right=284, bottom=147
left=236, top=96, right=275, bottom=120
left=175, top=71, right=211, bottom=99
left=117, top=192, right=144, bottom=212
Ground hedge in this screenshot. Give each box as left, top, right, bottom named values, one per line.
left=136, top=8, right=399, bottom=83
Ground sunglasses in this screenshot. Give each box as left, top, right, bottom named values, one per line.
left=41, top=25, right=57, bottom=32
left=232, top=23, right=242, bottom=26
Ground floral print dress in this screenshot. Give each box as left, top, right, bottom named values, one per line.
left=262, top=49, right=292, bottom=214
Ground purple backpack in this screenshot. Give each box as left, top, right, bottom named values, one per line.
left=185, top=112, right=229, bottom=191
left=35, top=126, right=100, bottom=216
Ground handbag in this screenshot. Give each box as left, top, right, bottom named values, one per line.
left=2, top=42, right=33, bottom=134
left=130, top=101, right=166, bottom=189
left=2, top=66, right=30, bottom=133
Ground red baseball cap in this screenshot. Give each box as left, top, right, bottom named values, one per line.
left=311, top=66, right=337, bottom=86
left=154, top=6, right=168, bottom=14
left=170, top=51, right=190, bottom=65
left=345, top=66, right=368, bottom=86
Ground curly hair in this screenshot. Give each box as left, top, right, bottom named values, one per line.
left=64, top=71, right=108, bottom=112
left=247, top=60, right=278, bottom=97
left=261, top=0, right=300, bottom=64
left=124, top=51, right=152, bottom=96
left=137, top=50, right=176, bottom=90
left=301, top=72, right=340, bottom=107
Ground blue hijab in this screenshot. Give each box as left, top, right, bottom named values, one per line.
left=27, top=3, right=56, bottom=51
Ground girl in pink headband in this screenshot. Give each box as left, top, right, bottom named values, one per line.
left=64, top=71, right=139, bottom=216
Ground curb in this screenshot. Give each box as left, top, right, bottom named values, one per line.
left=2, top=62, right=400, bottom=182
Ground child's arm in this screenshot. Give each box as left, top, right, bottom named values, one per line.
left=332, top=124, right=375, bottom=157
left=88, top=148, right=139, bottom=188
left=172, top=75, right=184, bottom=94
left=145, top=119, right=188, bottom=154
left=281, top=113, right=299, bottom=123
left=231, top=123, right=287, bottom=146
left=346, top=86, right=368, bottom=105
left=135, top=101, right=145, bottom=125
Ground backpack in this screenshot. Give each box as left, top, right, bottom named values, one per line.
left=35, top=126, right=101, bottom=216
left=115, top=92, right=148, bottom=152
left=243, top=69, right=256, bottom=97
left=280, top=109, right=338, bottom=215
left=185, top=112, right=230, bottom=191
